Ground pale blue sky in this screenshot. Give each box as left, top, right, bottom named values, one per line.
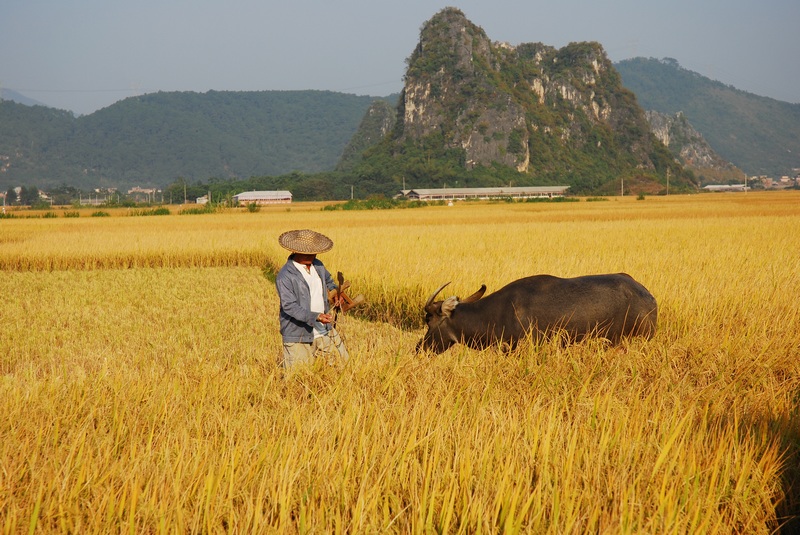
left=2, top=0, right=798, bottom=115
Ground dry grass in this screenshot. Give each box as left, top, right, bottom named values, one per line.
left=1, top=192, right=799, bottom=533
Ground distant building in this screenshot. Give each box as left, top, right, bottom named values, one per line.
left=233, top=190, right=292, bottom=205
left=128, top=186, right=157, bottom=195
left=702, top=184, right=750, bottom=192
left=399, top=186, right=570, bottom=201
left=127, top=186, right=159, bottom=203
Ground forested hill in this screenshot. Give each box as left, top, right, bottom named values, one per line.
left=0, top=90, right=396, bottom=191
left=615, top=57, right=800, bottom=177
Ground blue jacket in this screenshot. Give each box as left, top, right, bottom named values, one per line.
left=276, top=256, right=338, bottom=343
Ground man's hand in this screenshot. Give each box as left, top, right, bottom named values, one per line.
left=316, top=313, right=334, bottom=324
left=328, top=289, right=344, bottom=308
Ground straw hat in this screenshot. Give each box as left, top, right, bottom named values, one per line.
left=278, top=229, right=334, bottom=254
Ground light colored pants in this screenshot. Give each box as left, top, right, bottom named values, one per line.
left=281, top=328, right=349, bottom=369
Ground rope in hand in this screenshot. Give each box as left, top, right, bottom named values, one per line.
left=333, top=271, right=344, bottom=329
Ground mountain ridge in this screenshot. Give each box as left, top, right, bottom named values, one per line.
left=0, top=88, right=49, bottom=108
left=645, top=110, right=743, bottom=184
left=347, top=7, right=693, bottom=195
left=616, top=57, right=800, bottom=177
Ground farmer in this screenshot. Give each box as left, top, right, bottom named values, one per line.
left=275, top=229, right=349, bottom=369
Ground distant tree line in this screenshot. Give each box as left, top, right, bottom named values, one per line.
left=4, top=186, right=42, bottom=206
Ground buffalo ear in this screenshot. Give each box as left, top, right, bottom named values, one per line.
left=441, top=296, right=458, bottom=317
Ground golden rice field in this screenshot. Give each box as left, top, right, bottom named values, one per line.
left=1, top=192, right=799, bottom=533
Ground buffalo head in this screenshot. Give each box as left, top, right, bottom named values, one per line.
left=417, top=282, right=487, bottom=353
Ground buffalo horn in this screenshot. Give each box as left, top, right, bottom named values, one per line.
left=425, top=282, right=451, bottom=307
left=460, top=284, right=487, bottom=303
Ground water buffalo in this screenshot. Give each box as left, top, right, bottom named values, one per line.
left=418, top=273, right=657, bottom=353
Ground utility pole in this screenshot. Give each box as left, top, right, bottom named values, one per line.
left=620, top=177, right=624, bottom=197
left=666, top=168, right=670, bottom=196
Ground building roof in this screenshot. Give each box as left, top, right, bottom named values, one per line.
left=407, top=186, right=569, bottom=195
left=233, top=190, right=292, bottom=200
left=702, top=184, right=749, bottom=191
left=401, top=186, right=570, bottom=200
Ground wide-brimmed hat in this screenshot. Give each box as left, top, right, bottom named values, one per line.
left=278, top=229, right=334, bottom=254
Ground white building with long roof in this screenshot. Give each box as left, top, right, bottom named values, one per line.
left=400, top=186, right=569, bottom=201
left=233, top=190, right=292, bottom=205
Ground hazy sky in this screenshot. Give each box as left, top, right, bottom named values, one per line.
left=3, top=0, right=798, bottom=115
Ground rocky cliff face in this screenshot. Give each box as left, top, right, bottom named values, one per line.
left=645, top=110, right=743, bottom=183
left=370, top=7, right=692, bottom=193
left=399, top=10, right=530, bottom=172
